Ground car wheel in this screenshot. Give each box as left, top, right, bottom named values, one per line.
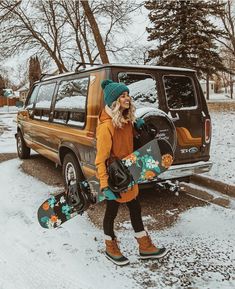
left=16, top=131, right=30, bottom=159
left=62, top=153, right=84, bottom=187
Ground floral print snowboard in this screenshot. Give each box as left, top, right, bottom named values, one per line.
left=37, top=138, right=173, bottom=229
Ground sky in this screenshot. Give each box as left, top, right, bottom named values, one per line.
left=1, top=1, right=150, bottom=86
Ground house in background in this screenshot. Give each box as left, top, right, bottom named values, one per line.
left=0, top=89, right=20, bottom=107
left=17, top=85, right=29, bottom=104
left=200, top=80, right=215, bottom=96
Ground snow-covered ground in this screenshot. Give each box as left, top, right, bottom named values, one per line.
left=205, top=111, right=235, bottom=185
left=0, top=158, right=234, bottom=289
left=0, top=111, right=18, bottom=153
left=0, top=106, right=235, bottom=289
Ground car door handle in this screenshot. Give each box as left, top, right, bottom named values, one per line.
left=168, top=112, right=179, bottom=122
left=28, top=110, right=34, bottom=117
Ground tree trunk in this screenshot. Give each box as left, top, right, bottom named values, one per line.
left=206, top=74, right=210, bottom=100
left=229, top=58, right=233, bottom=99
left=80, top=18, right=93, bottom=64
left=50, top=51, right=68, bottom=73
left=81, top=0, right=109, bottom=64
left=230, top=73, right=233, bottom=99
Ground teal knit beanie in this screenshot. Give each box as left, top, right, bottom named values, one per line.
left=101, top=79, right=129, bottom=107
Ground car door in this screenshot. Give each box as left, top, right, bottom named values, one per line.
left=22, top=85, right=39, bottom=143
left=161, top=72, right=207, bottom=164
left=29, top=82, right=56, bottom=151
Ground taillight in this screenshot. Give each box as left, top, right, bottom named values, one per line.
left=205, top=119, right=211, bottom=143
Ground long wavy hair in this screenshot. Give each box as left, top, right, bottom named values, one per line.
left=109, top=96, right=136, bottom=128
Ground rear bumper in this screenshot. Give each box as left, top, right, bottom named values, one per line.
left=159, top=160, right=213, bottom=180
left=139, top=161, right=213, bottom=186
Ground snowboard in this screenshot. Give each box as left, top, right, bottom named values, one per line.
left=37, top=138, right=174, bottom=229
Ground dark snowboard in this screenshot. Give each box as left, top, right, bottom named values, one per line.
left=37, top=138, right=174, bottom=229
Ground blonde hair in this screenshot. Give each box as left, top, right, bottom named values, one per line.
left=110, top=97, right=136, bottom=128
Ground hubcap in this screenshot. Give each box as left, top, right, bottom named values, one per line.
left=65, top=161, right=77, bottom=185
left=17, top=135, right=22, bottom=155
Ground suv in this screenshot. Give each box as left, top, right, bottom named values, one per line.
left=16, top=64, right=212, bottom=188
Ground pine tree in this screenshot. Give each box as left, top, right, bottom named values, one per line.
left=145, top=0, right=227, bottom=77
left=29, top=56, right=42, bottom=88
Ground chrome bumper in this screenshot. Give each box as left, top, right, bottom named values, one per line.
left=138, top=161, right=213, bottom=187
left=159, top=161, right=213, bottom=180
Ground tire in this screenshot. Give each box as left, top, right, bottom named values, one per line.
left=16, top=131, right=30, bottom=159
left=135, top=108, right=177, bottom=152
left=62, top=153, right=84, bottom=188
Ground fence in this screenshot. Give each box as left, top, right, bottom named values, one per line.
left=0, top=96, right=18, bottom=107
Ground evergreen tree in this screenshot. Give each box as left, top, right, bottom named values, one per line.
left=145, top=0, right=227, bottom=77
left=29, top=56, right=42, bottom=88
left=0, top=75, right=5, bottom=96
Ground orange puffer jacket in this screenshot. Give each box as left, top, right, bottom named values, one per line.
left=95, top=108, right=138, bottom=203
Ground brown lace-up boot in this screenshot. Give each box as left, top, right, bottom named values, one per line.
left=135, top=231, right=169, bottom=259
left=105, top=236, right=130, bottom=266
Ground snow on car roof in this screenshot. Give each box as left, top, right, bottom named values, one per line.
left=36, top=64, right=195, bottom=82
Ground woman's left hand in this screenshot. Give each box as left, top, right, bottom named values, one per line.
left=135, top=118, right=145, bottom=130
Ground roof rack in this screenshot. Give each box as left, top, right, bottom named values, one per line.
left=75, top=62, right=101, bottom=73
left=39, top=73, right=55, bottom=81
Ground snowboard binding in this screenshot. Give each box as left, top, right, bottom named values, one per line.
left=66, top=180, right=94, bottom=214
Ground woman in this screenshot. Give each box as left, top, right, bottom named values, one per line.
left=95, top=79, right=168, bottom=266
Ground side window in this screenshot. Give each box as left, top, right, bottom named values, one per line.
left=34, top=83, right=56, bottom=120
left=53, top=77, right=89, bottom=127
left=163, top=75, right=196, bottom=109
left=118, top=72, right=158, bottom=109
left=25, top=86, right=39, bottom=109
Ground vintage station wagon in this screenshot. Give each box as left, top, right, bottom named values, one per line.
left=16, top=64, right=212, bottom=188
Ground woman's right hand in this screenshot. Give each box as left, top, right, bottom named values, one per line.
left=103, top=188, right=120, bottom=200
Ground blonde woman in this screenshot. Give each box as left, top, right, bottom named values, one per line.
left=95, top=79, right=168, bottom=266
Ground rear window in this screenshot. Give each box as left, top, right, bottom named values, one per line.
left=118, top=72, right=158, bottom=109
left=163, top=75, right=196, bottom=109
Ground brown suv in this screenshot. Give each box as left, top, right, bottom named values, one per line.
left=16, top=64, right=212, bottom=188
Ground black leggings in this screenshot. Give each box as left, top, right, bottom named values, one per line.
left=103, top=197, right=144, bottom=239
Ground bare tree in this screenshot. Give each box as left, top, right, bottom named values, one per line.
left=215, top=0, right=235, bottom=98
left=0, top=0, right=69, bottom=73
left=0, top=0, right=21, bottom=24
left=219, top=47, right=235, bottom=98
left=0, top=0, right=142, bottom=73
left=58, top=0, right=93, bottom=66
left=92, top=0, right=143, bottom=61
left=217, top=0, right=235, bottom=57
left=58, top=0, right=141, bottom=66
